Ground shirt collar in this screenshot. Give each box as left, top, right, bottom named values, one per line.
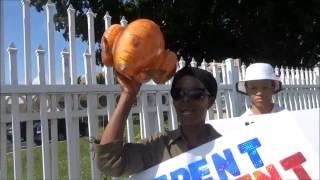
left=166, top=124, right=221, bottom=146
left=166, top=127, right=183, bottom=146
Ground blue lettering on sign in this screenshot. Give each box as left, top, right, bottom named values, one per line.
left=170, top=168, right=190, bottom=179
left=212, top=149, right=241, bottom=180
left=153, top=138, right=265, bottom=180
left=188, top=158, right=212, bottom=180
left=238, top=138, right=263, bottom=169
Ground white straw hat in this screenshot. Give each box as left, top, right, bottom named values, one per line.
left=236, top=63, right=282, bottom=95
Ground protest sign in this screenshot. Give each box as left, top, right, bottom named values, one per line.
left=130, top=109, right=319, bottom=179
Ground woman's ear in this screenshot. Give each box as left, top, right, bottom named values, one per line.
left=272, top=81, right=276, bottom=91
left=207, top=98, right=214, bottom=109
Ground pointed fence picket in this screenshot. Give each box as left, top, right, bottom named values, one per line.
left=0, top=1, right=319, bottom=180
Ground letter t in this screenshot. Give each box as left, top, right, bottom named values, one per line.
left=238, top=138, right=264, bottom=169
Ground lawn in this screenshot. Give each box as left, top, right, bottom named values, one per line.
left=6, top=117, right=169, bottom=179
left=6, top=137, right=104, bottom=180
left=6, top=126, right=144, bottom=179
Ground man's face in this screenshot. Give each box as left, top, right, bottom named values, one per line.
left=246, top=80, right=275, bottom=107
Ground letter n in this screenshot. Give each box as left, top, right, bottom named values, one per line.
left=212, top=149, right=241, bottom=180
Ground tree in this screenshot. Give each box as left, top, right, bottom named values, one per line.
left=77, top=73, right=105, bottom=85
left=30, top=0, right=320, bottom=67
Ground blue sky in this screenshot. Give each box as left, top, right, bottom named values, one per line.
left=3, top=0, right=97, bottom=84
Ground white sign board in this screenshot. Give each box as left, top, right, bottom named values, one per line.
left=130, top=109, right=319, bottom=180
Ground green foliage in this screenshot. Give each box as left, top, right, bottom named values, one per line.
left=30, top=0, right=320, bottom=67
left=77, top=73, right=105, bottom=84
left=96, top=73, right=105, bottom=84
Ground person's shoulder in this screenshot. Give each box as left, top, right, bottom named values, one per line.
left=240, top=108, right=254, bottom=117
left=141, top=130, right=175, bottom=144
left=143, top=131, right=163, bottom=141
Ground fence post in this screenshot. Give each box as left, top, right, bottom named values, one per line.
left=191, top=57, right=197, bottom=67
left=22, top=1, right=37, bottom=178
left=45, top=1, right=59, bottom=179
left=274, top=66, right=282, bottom=107
left=36, top=45, right=52, bottom=179
left=240, top=63, right=250, bottom=110
left=67, top=6, right=81, bottom=176
left=22, top=0, right=31, bottom=85
left=147, top=93, right=158, bottom=135
left=201, top=59, right=211, bottom=120
left=126, top=109, right=134, bottom=142
left=61, top=48, right=80, bottom=179
left=280, top=66, right=287, bottom=109
left=312, top=68, right=317, bottom=108
left=83, top=49, right=101, bottom=179
left=22, top=1, right=36, bottom=178
left=296, top=67, right=303, bottom=110
left=305, top=68, right=311, bottom=109
left=102, top=11, right=116, bottom=140
left=67, top=4, right=77, bottom=84
left=314, top=65, right=320, bottom=85
left=290, top=67, right=298, bottom=110
left=314, top=65, right=320, bottom=107
left=0, top=96, right=5, bottom=180
left=8, top=43, right=22, bottom=180
left=200, top=59, right=207, bottom=70
left=140, top=92, right=149, bottom=138
left=156, top=92, right=164, bottom=133
left=225, top=58, right=241, bottom=117
left=273, top=66, right=280, bottom=106
left=178, top=57, right=185, bottom=70
left=87, top=8, right=97, bottom=84
left=285, top=67, right=292, bottom=110
left=140, top=92, right=160, bottom=138
left=220, top=61, right=231, bottom=118
left=0, top=0, right=4, bottom=85
left=309, top=69, right=316, bottom=108
left=120, top=16, right=128, bottom=26
left=104, top=11, right=112, bottom=29
left=210, top=61, right=223, bottom=119
left=300, top=68, right=307, bottom=109
left=168, top=95, right=178, bottom=130
left=0, top=0, right=5, bottom=179
left=103, top=11, right=114, bottom=85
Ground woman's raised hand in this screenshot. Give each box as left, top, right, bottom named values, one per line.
left=115, top=72, right=141, bottom=97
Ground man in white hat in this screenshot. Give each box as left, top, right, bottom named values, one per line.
left=236, top=63, right=286, bottom=117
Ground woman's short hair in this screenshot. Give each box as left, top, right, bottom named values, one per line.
left=170, top=66, right=218, bottom=100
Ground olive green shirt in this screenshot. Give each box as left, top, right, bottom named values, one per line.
left=94, top=124, right=221, bottom=177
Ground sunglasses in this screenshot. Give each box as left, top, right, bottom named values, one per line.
left=171, top=88, right=211, bottom=100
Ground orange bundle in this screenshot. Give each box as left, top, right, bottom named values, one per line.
left=100, top=19, right=177, bottom=84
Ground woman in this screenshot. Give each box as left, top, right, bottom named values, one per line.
left=94, top=66, right=221, bottom=177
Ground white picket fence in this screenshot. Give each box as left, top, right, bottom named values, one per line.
left=0, top=1, right=319, bottom=180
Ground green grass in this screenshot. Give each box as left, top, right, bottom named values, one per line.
left=6, top=118, right=169, bottom=179
left=6, top=138, right=95, bottom=180
left=6, top=138, right=128, bottom=179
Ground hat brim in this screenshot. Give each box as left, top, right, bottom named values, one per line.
left=236, top=80, right=282, bottom=95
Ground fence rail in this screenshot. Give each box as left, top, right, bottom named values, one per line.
left=1, top=1, right=319, bottom=180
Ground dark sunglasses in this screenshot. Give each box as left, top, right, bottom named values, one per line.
left=171, top=88, right=211, bottom=100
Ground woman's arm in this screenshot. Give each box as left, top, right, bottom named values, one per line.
left=100, top=72, right=141, bottom=144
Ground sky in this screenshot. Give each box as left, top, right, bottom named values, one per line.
left=2, top=0, right=100, bottom=84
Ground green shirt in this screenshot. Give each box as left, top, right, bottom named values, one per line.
left=94, top=124, right=221, bottom=177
